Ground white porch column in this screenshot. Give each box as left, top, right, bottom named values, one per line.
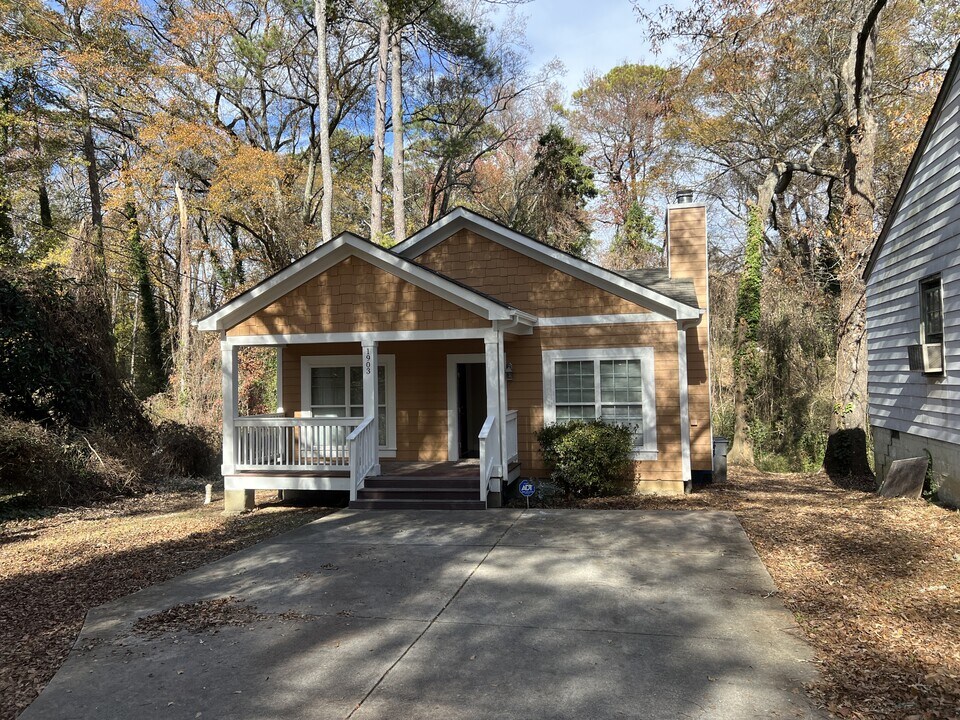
left=275, top=345, right=285, bottom=413
left=221, top=340, right=253, bottom=513
left=221, top=341, right=239, bottom=475
left=361, top=339, right=380, bottom=476
left=484, top=336, right=503, bottom=487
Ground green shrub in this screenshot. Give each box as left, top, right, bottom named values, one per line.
left=536, top=420, right=633, bottom=498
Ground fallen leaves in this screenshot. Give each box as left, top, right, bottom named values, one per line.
left=0, top=489, right=333, bottom=720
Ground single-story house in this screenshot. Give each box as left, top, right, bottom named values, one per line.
left=863, top=41, right=960, bottom=507
left=198, top=197, right=713, bottom=511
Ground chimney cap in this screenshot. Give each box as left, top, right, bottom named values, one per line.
left=675, top=188, right=695, bottom=204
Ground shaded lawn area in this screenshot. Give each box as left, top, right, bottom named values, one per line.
left=0, top=489, right=335, bottom=720
left=567, top=468, right=960, bottom=719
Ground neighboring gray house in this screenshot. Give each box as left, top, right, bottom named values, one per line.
left=864, top=41, right=960, bottom=507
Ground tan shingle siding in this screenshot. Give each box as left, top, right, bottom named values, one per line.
left=226, top=256, right=489, bottom=336
left=417, top=229, right=655, bottom=317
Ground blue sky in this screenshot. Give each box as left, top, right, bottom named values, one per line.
left=511, top=0, right=679, bottom=99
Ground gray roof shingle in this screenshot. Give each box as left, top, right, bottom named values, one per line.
left=616, top=269, right=700, bottom=309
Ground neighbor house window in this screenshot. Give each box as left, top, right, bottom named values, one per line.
left=301, top=355, right=396, bottom=452
left=543, top=348, right=657, bottom=459
left=920, top=274, right=943, bottom=344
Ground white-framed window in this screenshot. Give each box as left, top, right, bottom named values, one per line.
left=542, top=348, right=657, bottom=460
left=300, top=355, right=397, bottom=453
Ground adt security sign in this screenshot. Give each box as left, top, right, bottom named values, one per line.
left=518, top=479, right=536, bottom=508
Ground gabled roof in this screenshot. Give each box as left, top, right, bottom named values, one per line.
left=863, top=40, right=960, bottom=281
left=392, top=207, right=702, bottom=320
left=197, top=232, right=534, bottom=333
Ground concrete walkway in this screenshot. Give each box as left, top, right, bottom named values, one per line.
left=21, top=510, right=824, bottom=719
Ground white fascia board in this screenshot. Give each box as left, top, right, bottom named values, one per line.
left=197, top=231, right=514, bottom=332
left=394, top=209, right=700, bottom=320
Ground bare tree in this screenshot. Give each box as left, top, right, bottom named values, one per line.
left=391, top=27, right=405, bottom=241
left=315, top=0, right=334, bottom=242
left=370, top=11, right=390, bottom=241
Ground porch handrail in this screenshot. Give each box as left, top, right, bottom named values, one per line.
left=478, top=414, right=499, bottom=504
left=234, top=416, right=360, bottom=471
left=348, top=416, right=378, bottom=502
left=235, top=416, right=360, bottom=427
left=505, top=410, right=519, bottom=464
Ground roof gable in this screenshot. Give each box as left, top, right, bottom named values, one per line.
left=393, top=208, right=700, bottom=320
left=864, top=40, right=960, bottom=280
left=197, top=233, right=521, bottom=333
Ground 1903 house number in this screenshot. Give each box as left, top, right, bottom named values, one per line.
left=364, top=349, right=373, bottom=375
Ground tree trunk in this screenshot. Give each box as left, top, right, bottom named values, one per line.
left=370, top=12, right=389, bottom=241
left=824, top=1, right=885, bottom=478
left=727, top=318, right=756, bottom=466
left=390, top=28, right=405, bottom=242
left=174, top=181, right=193, bottom=397
left=314, top=0, right=334, bottom=243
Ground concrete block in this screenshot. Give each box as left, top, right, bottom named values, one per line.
left=223, top=488, right=255, bottom=514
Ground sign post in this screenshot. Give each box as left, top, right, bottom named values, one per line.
left=518, top=479, right=536, bottom=509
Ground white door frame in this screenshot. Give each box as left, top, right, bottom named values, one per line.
left=446, top=353, right=487, bottom=461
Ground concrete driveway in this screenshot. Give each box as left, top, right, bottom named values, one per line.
left=21, top=510, right=823, bottom=719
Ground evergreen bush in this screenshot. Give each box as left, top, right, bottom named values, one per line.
left=536, top=420, right=633, bottom=498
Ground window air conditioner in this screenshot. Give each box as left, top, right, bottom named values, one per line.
left=907, top=343, right=944, bottom=374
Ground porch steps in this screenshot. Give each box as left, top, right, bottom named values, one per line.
left=350, top=474, right=486, bottom=510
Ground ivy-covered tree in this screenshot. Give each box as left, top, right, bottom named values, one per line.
left=727, top=204, right=764, bottom=466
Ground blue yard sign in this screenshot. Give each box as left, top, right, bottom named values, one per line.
left=519, top=479, right=536, bottom=497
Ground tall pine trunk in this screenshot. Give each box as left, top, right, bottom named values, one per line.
left=390, top=28, right=405, bottom=241
left=315, top=0, right=334, bottom=243
left=370, top=13, right=389, bottom=241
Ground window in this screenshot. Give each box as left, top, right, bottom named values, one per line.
left=301, top=355, right=396, bottom=452
left=544, top=348, right=657, bottom=458
left=920, top=274, right=943, bottom=344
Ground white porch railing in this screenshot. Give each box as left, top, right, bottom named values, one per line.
left=234, top=416, right=360, bottom=471
left=478, top=414, right=499, bottom=504
left=505, top=410, right=519, bottom=464
left=348, top=416, right=378, bottom=502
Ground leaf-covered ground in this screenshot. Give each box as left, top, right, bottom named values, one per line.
left=567, top=469, right=960, bottom=719
left=3, top=471, right=959, bottom=720
left=0, top=489, right=334, bottom=720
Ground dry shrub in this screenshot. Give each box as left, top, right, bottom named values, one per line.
left=151, top=421, right=219, bottom=479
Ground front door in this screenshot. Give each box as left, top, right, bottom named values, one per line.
left=456, top=363, right=487, bottom=459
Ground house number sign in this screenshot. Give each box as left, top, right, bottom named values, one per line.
left=364, top=349, right=373, bottom=375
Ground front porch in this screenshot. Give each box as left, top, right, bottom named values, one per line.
left=220, top=335, right=523, bottom=510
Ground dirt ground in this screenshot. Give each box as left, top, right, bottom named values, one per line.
left=567, top=469, right=960, bottom=719
left=2, top=470, right=959, bottom=720
left=0, top=488, right=335, bottom=720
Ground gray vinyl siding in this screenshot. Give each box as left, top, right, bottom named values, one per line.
left=866, top=66, right=960, bottom=445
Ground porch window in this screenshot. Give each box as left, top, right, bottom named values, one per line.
left=302, top=355, right=396, bottom=452
left=543, top=348, right=657, bottom=459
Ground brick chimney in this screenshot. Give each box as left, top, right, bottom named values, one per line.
left=665, top=191, right=713, bottom=481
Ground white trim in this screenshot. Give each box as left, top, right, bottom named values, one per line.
left=394, top=208, right=700, bottom=320
left=197, top=232, right=521, bottom=332
left=541, top=347, right=659, bottom=460
left=677, top=326, right=692, bottom=482
left=225, top=474, right=350, bottom=492
left=300, top=354, right=397, bottom=453
left=225, top=328, right=498, bottom=347
left=538, top=312, right=672, bottom=327
left=485, top=338, right=504, bottom=487
left=446, top=353, right=487, bottom=461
